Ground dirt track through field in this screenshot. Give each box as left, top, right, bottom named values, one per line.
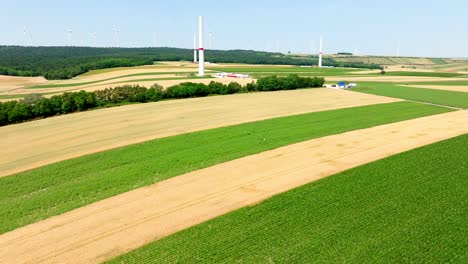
left=0, top=89, right=400, bottom=177
left=0, top=111, right=466, bottom=264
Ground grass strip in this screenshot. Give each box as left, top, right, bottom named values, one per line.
left=383, top=71, right=463, bottom=77
left=0, top=101, right=452, bottom=234
left=353, top=82, right=468, bottom=108
left=109, top=134, right=468, bottom=263
left=409, top=81, right=468, bottom=86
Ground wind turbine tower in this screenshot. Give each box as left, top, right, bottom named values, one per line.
left=66, top=29, right=73, bottom=46
left=397, top=41, right=401, bottom=57
left=209, top=32, right=213, bottom=50
left=198, top=16, right=205, bottom=76
left=113, top=27, right=120, bottom=47
left=318, top=35, right=323, bottom=68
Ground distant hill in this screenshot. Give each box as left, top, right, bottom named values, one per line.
left=0, top=46, right=380, bottom=80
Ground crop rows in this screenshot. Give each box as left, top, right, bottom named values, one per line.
left=0, top=101, right=451, bottom=234
left=109, top=134, right=468, bottom=263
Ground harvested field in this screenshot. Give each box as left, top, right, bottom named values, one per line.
left=0, top=89, right=400, bottom=177
left=0, top=111, right=465, bottom=264
left=0, top=75, right=47, bottom=93
left=111, top=134, right=468, bottom=263
left=0, top=102, right=448, bottom=235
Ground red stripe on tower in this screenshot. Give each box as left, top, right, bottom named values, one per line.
left=199, top=48, right=205, bottom=51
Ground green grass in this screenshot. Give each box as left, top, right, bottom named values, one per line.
left=0, top=102, right=452, bottom=235
left=108, top=134, right=468, bottom=264
left=430, top=58, right=447, bottom=65
left=353, top=82, right=468, bottom=108
left=383, top=71, right=462, bottom=77
left=0, top=94, right=25, bottom=99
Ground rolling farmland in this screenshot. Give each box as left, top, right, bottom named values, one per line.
left=108, top=134, right=468, bottom=263
left=1, top=1, right=468, bottom=262
left=1, top=110, right=466, bottom=264
left=0, top=88, right=400, bottom=177
left=0, top=101, right=449, bottom=234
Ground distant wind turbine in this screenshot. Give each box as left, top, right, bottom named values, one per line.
left=310, top=40, right=316, bottom=55
left=113, top=26, right=120, bottom=47
left=23, top=26, right=33, bottom=46
left=397, top=40, right=401, bottom=57
left=208, top=32, right=213, bottom=50
left=153, top=32, right=157, bottom=47
left=66, top=29, right=73, bottom=46
left=89, top=32, right=97, bottom=47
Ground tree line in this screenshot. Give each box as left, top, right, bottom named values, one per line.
left=0, top=46, right=381, bottom=80
left=0, top=74, right=325, bottom=126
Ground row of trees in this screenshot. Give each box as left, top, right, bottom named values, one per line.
left=0, top=75, right=325, bottom=126
left=0, top=46, right=381, bottom=80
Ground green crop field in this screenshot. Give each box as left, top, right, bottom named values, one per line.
left=109, top=134, right=468, bottom=264
left=410, top=81, right=468, bottom=86
left=0, top=94, right=25, bottom=100
left=430, top=58, right=447, bottom=65
left=208, top=66, right=361, bottom=76
left=353, top=82, right=468, bottom=108
left=383, top=71, right=462, bottom=77
left=0, top=102, right=451, bottom=234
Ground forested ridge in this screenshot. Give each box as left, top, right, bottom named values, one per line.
left=0, top=46, right=381, bottom=80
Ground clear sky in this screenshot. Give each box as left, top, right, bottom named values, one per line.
left=1, top=0, right=467, bottom=57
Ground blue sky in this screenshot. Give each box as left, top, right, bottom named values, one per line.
left=1, top=0, right=467, bottom=57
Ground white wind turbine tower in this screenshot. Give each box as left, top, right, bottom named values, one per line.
left=153, top=32, right=157, bottom=47
left=198, top=16, right=205, bottom=77
left=318, top=35, right=323, bottom=68
left=397, top=40, right=401, bottom=57
left=113, top=27, right=120, bottom=47
left=208, top=32, right=213, bottom=50
left=310, top=40, right=316, bottom=55
left=66, top=29, right=73, bottom=46
left=23, top=26, right=30, bottom=46
left=90, top=32, right=97, bottom=47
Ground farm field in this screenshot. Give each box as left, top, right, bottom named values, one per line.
left=0, top=110, right=465, bottom=264
left=0, top=88, right=400, bottom=177
left=381, top=71, right=466, bottom=77
left=402, top=84, right=468, bottom=93
left=108, top=133, right=468, bottom=264
left=2, top=61, right=468, bottom=101
left=0, top=101, right=447, bottom=234
left=352, top=82, right=468, bottom=108
left=410, top=80, right=468, bottom=86
left=332, top=55, right=444, bottom=66
left=2, top=2, right=468, bottom=263
left=0, top=75, right=47, bottom=93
